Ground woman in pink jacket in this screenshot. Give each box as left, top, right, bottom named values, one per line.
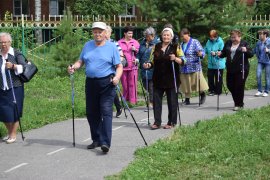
left=118, top=26, right=140, bottom=104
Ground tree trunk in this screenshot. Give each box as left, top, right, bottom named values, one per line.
left=35, top=0, right=42, bottom=44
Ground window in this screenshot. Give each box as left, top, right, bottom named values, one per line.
left=50, top=0, right=65, bottom=15
left=120, top=4, right=135, bottom=17
left=13, top=0, right=29, bottom=16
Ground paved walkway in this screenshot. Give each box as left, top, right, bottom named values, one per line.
left=0, top=89, right=269, bottom=180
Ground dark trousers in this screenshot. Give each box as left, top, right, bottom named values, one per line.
left=114, top=93, right=121, bottom=112
left=142, top=78, right=153, bottom=103
left=226, top=71, right=248, bottom=107
left=153, top=87, right=177, bottom=126
left=207, top=69, right=224, bottom=95
left=85, top=76, right=115, bottom=147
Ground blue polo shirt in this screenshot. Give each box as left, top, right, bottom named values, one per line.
left=80, top=40, right=120, bottom=78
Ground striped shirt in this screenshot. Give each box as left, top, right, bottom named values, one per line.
left=110, top=39, right=122, bottom=53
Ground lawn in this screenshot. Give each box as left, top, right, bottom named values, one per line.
left=107, top=105, right=270, bottom=179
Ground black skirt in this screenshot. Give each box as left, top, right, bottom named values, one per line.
left=0, top=86, right=24, bottom=122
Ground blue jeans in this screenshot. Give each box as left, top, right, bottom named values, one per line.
left=257, top=63, right=270, bottom=94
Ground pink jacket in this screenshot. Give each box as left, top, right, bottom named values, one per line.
left=118, top=38, right=140, bottom=70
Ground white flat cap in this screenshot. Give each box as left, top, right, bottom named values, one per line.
left=92, top=22, right=107, bottom=30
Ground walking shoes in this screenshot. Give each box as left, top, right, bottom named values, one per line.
left=233, top=106, right=243, bottom=111
left=87, top=142, right=100, bottom=149
left=255, top=91, right=268, bottom=97
left=255, top=91, right=263, bottom=96
left=151, top=124, right=161, bottom=130
left=2, top=136, right=9, bottom=141
left=116, top=108, right=122, bottom=118
left=163, top=124, right=175, bottom=129
left=199, top=92, right=206, bottom=104
left=101, top=145, right=110, bottom=153
left=184, top=98, right=190, bottom=105
left=6, top=137, right=16, bottom=144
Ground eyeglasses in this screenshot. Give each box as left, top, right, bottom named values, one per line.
left=0, top=41, right=10, bottom=44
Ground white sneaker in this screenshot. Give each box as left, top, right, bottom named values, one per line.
left=255, top=91, right=263, bottom=96
left=233, top=106, right=243, bottom=111
left=2, top=136, right=9, bottom=141
left=6, top=137, right=16, bottom=144
left=262, top=92, right=269, bottom=97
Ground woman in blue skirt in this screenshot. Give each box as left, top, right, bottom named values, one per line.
left=0, top=32, right=27, bottom=144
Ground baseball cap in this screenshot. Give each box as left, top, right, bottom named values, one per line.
left=92, top=22, right=107, bottom=30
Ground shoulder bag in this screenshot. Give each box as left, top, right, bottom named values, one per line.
left=15, top=50, right=38, bottom=83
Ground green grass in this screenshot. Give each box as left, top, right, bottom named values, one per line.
left=107, top=106, right=270, bottom=179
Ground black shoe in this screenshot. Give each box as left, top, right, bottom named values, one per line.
left=116, top=108, right=122, bottom=118
left=101, top=145, right=110, bottom=153
left=184, top=98, right=190, bottom=105
left=199, top=92, right=206, bottom=104
left=87, top=142, right=100, bottom=149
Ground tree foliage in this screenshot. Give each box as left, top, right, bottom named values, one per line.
left=256, top=0, right=270, bottom=16
left=73, top=0, right=132, bottom=16
left=51, top=7, right=89, bottom=75
left=134, top=0, right=255, bottom=42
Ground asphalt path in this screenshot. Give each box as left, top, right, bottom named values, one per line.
left=0, top=89, right=269, bottom=180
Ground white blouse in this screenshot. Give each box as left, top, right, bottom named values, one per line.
left=0, top=47, right=23, bottom=90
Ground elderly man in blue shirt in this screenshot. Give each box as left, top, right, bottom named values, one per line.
left=254, top=29, right=270, bottom=97
left=68, top=22, right=123, bottom=153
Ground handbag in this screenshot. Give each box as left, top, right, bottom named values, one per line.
left=15, top=50, right=38, bottom=83
left=19, top=60, right=38, bottom=82
left=121, top=55, right=128, bottom=67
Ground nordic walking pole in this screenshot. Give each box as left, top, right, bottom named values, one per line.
left=216, top=53, right=220, bottom=111
left=171, top=60, right=182, bottom=126
left=217, top=51, right=228, bottom=96
left=69, top=65, right=75, bottom=147
left=198, top=55, right=201, bottom=106
left=6, top=60, right=25, bottom=141
left=118, top=88, right=127, bottom=118
left=145, top=69, right=150, bottom=125
left=139, top=74, right=147, bottom=109
left=131, top=45, right=137, bottom=103
left=116, top=85, right=148, bottom=146
left=242, top=52, right=245, bottom=80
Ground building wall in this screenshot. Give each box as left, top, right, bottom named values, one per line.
left=41, top=0, right=49, bottom=17
left=29, top=0, right=35, bottom=15
left=0, top=0, right=13, bottom=19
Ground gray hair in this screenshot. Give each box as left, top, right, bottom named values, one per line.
left=164, top=23, right=173, bottom=29
left=143, top=27, right=156, bottom=37
left=106, top=25, right=112, bottom=33
left=0, top=32, right=12, bottom=42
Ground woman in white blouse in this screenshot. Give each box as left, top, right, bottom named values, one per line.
left=0, top=32, right=26, bottom=144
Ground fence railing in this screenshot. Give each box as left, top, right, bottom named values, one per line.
left=0, top=14, right=162, bottom=29
left=2, top=14, right=270, bottom=30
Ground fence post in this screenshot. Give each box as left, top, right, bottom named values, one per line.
left=119, top=16, right=122, bottom=39
left=21, top=14, right=26, bottom=55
